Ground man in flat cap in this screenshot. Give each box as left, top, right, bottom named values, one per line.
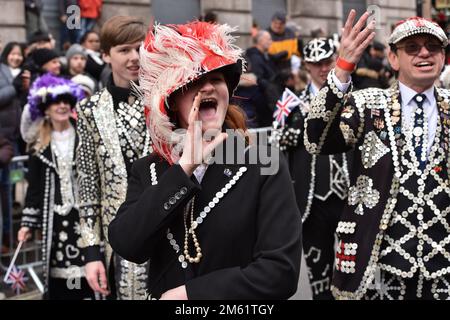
left=305, top=10, right=450, bottom=299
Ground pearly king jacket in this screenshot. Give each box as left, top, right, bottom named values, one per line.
left=76, top=86, right=151, bottom=299
left=272, top=84, right=350, bottom=221
left=304, top=69, right=450, bottom=299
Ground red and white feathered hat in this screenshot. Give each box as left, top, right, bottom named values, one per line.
left=138, top=21, right=244, bottom=164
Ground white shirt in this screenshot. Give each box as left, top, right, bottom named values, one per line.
left=309, top=82, right=320, bottom=97
left=9, top=67, right=21, bottom=78
left=193, top=163, right=208, bottom=183
left=51, top=125, right=75, bottom=158
left=85, top=48, right=104, bottom=66
left=332, top=73, right=438, bottom=154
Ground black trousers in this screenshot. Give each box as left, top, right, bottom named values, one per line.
left=302, top=194, right=343, bottom=300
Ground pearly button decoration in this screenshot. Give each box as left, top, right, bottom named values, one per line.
left=150, top=163, right=158, bottom=185
left=336, top=221, right=356, bottom=234
left=167, top=166, right=248, bottom=268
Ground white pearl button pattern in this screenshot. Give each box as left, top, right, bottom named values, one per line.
left=150, top=162, right=158, bottom=185
left=336, top=221, right=356, bottom=234
left=167, top=166, right=248, bottom=269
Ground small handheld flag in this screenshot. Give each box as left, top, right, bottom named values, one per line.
left=273, top=88, right=301, bottom=127
left=4, top=266, right=28, bottom=295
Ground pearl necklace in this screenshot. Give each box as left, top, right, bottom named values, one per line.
left=183, top=196, right=202, bottom=264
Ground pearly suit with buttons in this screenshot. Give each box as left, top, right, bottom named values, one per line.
left=305, top=70, right=450, bottom=299
left=108, top=147, right=302, bottom=299
left=271, top=84, right=351, bottom=299
left=76, top=86, right=152, bottom=299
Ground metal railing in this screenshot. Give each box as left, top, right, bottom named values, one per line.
left=0, top=155, right=44, bottom=297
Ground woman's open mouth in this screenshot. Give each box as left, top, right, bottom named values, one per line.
left=199, top=98, right=217, bottom=119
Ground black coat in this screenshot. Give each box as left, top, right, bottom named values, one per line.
left=304, top=75, right=450, bottom=299
left=108, top=147, right=302, bottom=299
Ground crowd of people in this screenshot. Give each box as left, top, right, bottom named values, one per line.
left=0, top=3, right=450, bottom=301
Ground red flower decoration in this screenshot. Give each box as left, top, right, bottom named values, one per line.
left=434, top=166, right=442, bottom=173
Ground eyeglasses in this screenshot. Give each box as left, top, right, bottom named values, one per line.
left=395, top=42, right=444, bottom=55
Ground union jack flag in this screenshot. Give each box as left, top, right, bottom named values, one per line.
left=4, top=266, right=28, bottom=295
left=273, top=88, right=301, bottom=127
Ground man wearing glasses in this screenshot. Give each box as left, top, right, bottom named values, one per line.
left=305, top=10, right=450, bottom=300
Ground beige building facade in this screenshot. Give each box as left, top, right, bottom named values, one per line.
left=1, top=0, right=419, bottom=51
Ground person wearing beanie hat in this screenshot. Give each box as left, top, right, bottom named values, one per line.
left=108, top=21, right=301, bottom=300
left=305, top=10, right=450, bottom=300
left=65, top=44, right=87, bottom=66
left=63, top=44, right=98, bottom=95
left=64, top=44, right=86, bottom=76
left=75, top=15, right=150, bottom=300
left=17, top=73, right=94, bottom=299
left=272, top=37, right=350, bottom=300
left=32, top=48, right=61, bottom=75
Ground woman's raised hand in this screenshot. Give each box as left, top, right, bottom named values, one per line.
left=178, top=93, right=228, bottom=176
left=17, top=227, right=31, bottom=242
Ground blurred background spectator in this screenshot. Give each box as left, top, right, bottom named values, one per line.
left=80, top=31, right=105, bottom=82
left=59, top=0, right=79, bottom=51
left=267, top=11, right=301, bottom=75
left=78, top=0, right=103, bottom=43
left=25, top=0, right=48, bottom=41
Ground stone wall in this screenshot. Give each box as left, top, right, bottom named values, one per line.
left=289, top=0, right=343, bottom=42
left=287, top=0, right=416, bottom=45
left=100, top=0, right=152, bottom=26
left=0, top=0, right=419, bottom=51
left=367, top=0, right=416, bottom=43
left=201, top=0, right=253, bottom=49
left=0, top=0, right=26, bottom=46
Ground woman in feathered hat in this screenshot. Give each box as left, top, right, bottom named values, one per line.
left=108, top=21, right=301, bottom=300
left=17, top=73, right=94, bottom=299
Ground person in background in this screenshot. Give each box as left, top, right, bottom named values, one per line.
left=19, top=37, right=59, bottom=106
left=0, top=135, right=14, bottom=254
left=0, top=42, right=23, bottom=255
left=202, top=10, right=218, bottom=23
left=17, top=48, right=63, bottom=141
left=62, top=44, right=98, bottom=91
left=59, top=0, right=79, bottom=51
left=353, top=40, right=389, bottom=89
left=72, top=74, right=96, bottom=98
left=26, top=31, right=54, bottom=54
left=76, top=16, right=150, bottom=300
left=25, top=0, right=48, bottom=41
left=17, top=74, right=94, bottom=300
left=272, top=37, right=350, bottom=299
left=80, top=31, right=105, bottom=82
left=245, top=30, right=283, bottom=127
left=78, top=0, right=103, bottom=43
left=267, top=11, right=301, bottom=74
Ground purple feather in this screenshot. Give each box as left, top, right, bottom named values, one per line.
left=28, top=73, right=85, bottom=121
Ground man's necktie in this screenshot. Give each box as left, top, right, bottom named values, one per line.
left=412, top=93, right=426, bottom=170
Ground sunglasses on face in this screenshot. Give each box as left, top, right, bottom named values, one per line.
left=395, top=42, right=444, bottom=55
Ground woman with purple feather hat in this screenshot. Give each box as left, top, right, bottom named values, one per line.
left=17, top=73, right=94, bottom=299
